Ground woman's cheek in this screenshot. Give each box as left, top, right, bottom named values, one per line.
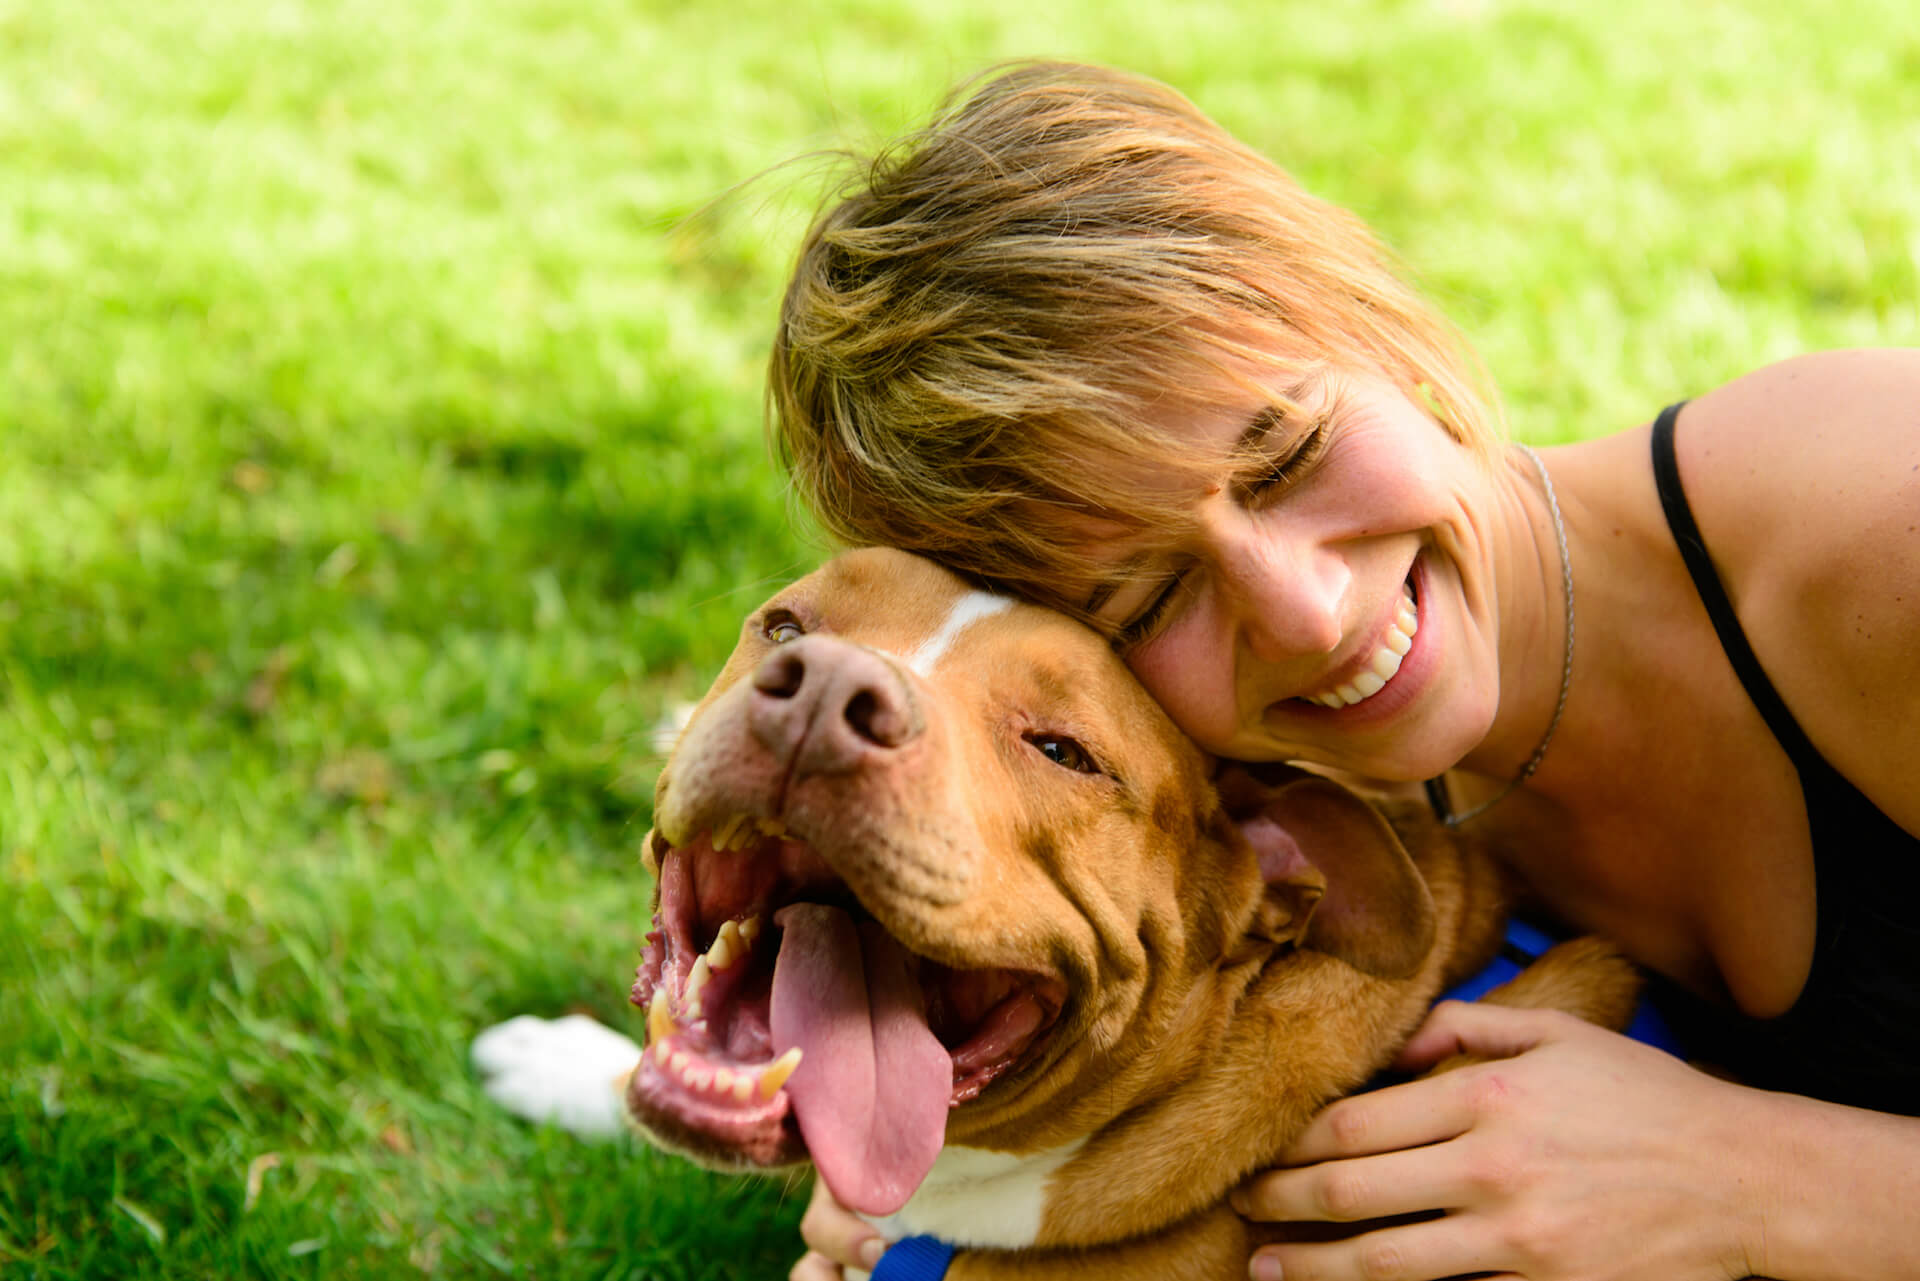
left=1124, top=625, right=1244, bottom=755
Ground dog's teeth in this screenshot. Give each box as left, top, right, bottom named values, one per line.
left=653, top=1040, right=671, bottom=1065
left=647, top=988, right=676, bottom=1045
left=755, top=817, right=786, bottom=838
left=687, top=1063, right=712, bottom=1091
left=713, top=1066, right=735, bottom=1093
left=738, top=914, right=761, bottom=943
left=685, top=955, right=710, bottom=1019
left=708, top=919, right=742, bottom=970
left=713, top=813, right=756, bottom=852
left=730, top=1073, right=755, bottom=1104
left=758, top=1047, right=803, bottom=1100
left=670, top=1050, right=691, bottom=1074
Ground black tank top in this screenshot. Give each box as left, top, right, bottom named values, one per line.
left=1651, top=401, right=1920, bottom=1115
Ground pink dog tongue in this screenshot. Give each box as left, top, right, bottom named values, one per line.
left=770, top=903, right=952, bottom=1216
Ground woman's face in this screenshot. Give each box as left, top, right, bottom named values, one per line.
left=1082, top=366, right=1507, bottom=781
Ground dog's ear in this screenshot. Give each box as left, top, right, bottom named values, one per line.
left=1236, top=775, right=1437, bottom=978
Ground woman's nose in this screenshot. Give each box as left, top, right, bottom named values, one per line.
left=1207, top=519, right=1346, bottom=661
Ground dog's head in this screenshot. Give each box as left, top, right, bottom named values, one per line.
left=629, top=549, right=1435, bottom=1215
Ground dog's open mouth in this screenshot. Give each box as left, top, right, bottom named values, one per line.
left=628, top=817, right=1066, bottom=1215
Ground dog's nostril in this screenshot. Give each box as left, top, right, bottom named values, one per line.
left=843, top=685, right=914, bottom=747
left=844, top=689, right=885, bottom=745
left=754, top=650, right=807, bottom=700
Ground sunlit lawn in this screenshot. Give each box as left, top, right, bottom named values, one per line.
left=2, top=0, right=1914, bottom=1275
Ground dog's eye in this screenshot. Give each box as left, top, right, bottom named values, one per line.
left=763, top=612, right=804, bottom=644
left=1026, top=733, right=1099, bottom=775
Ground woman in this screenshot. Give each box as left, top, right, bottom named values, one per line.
left=768, top=61, right=1920, bottom=1281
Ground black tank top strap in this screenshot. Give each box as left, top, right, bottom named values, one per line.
left=1649, top=402, right=1828, bottom=777
left=1648, top=401, right=1920, bottom=1113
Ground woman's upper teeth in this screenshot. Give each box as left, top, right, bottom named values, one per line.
left=1303, top=588, right=1418, bottom=710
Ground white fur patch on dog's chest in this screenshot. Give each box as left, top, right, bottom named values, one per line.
left=904, top=592, right=1012, bottom=676
left=864, top=1140, right=1086, bottom=1250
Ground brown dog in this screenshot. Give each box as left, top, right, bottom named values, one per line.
left=627, top=547, right=1639, bottom=1278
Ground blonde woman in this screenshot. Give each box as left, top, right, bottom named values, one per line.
left=771, top=62, right=1920, bottom=1281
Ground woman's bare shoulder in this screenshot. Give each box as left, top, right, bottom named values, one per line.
left=1671, top=348, right=1920, bottom=833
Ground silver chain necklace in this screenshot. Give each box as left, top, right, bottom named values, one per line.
left=1443, top=443, right=1575, bottom=827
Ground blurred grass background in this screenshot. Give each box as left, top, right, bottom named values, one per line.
left=1, top=0, right=1914, bottom=1276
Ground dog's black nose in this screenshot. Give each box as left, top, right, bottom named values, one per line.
left=749, top=636, right=922, bottom=772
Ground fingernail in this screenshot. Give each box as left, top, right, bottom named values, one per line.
left=859, top=1238, right=888, bottom=1270
left=1250, top=1252, right=1284, bottom=1281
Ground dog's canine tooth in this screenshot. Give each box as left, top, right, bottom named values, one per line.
left=708, top=919, right=742, bottom=970
left=758, top=1047, right=803, bottom=1100
left=685, top=955, right=711, bottom=1020
left=647, top=988, right=676, bottom=1045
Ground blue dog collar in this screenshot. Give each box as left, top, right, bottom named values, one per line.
left=1440, top=919, right=1684, bottom=1056
left=871, top=1234, right=956, bottom=1281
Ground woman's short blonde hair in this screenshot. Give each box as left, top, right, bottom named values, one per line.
left=770, top=61, right=1501, bottom=618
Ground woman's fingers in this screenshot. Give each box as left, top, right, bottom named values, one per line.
left=790, top=1251, right=843, bottom=1281
left=1393, top=999, right=1573, bottom=1074
left=1251, top=1219, right=1520, bottom=1281
left=1243, top=1007, right=1595, bottom=1222
left=1236, top=1139, right=1475, bottom=1225
left=1269, top=1069, right=1479, bottom=1172
left=798, top=1178, right=889, bottom=1272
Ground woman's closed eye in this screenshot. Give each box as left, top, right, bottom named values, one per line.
left=1238, top=413, right=1330, bottom=503
left=1112, top=575, right=1185, bottom=652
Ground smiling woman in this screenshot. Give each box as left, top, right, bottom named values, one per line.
left=769, top=58, right=1920, bottom=1281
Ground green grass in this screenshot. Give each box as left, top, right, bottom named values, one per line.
left=2, top=0, right=1915, bottom=1275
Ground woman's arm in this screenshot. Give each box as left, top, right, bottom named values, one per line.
left=1236, top=1000, right=1920, bottom=1281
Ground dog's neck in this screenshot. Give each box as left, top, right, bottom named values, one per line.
left=863, top=1139, right=1088, bottom=1250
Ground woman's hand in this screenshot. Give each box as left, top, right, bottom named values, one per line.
left=1233, top=1002, right=1771, bottom=1281
left=792, top=1177, right=890, bottom=1280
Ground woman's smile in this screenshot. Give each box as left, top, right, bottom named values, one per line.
left=1294, top=575, right=1419, bottom=710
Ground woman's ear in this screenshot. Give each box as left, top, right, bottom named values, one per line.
left=1233, top=775, right=1437, bottom=978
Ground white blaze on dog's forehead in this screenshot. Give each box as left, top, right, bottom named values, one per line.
left=861, top=1139, right=1086, bottom=1250
left=904, top=591, right=1013, bottom=676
